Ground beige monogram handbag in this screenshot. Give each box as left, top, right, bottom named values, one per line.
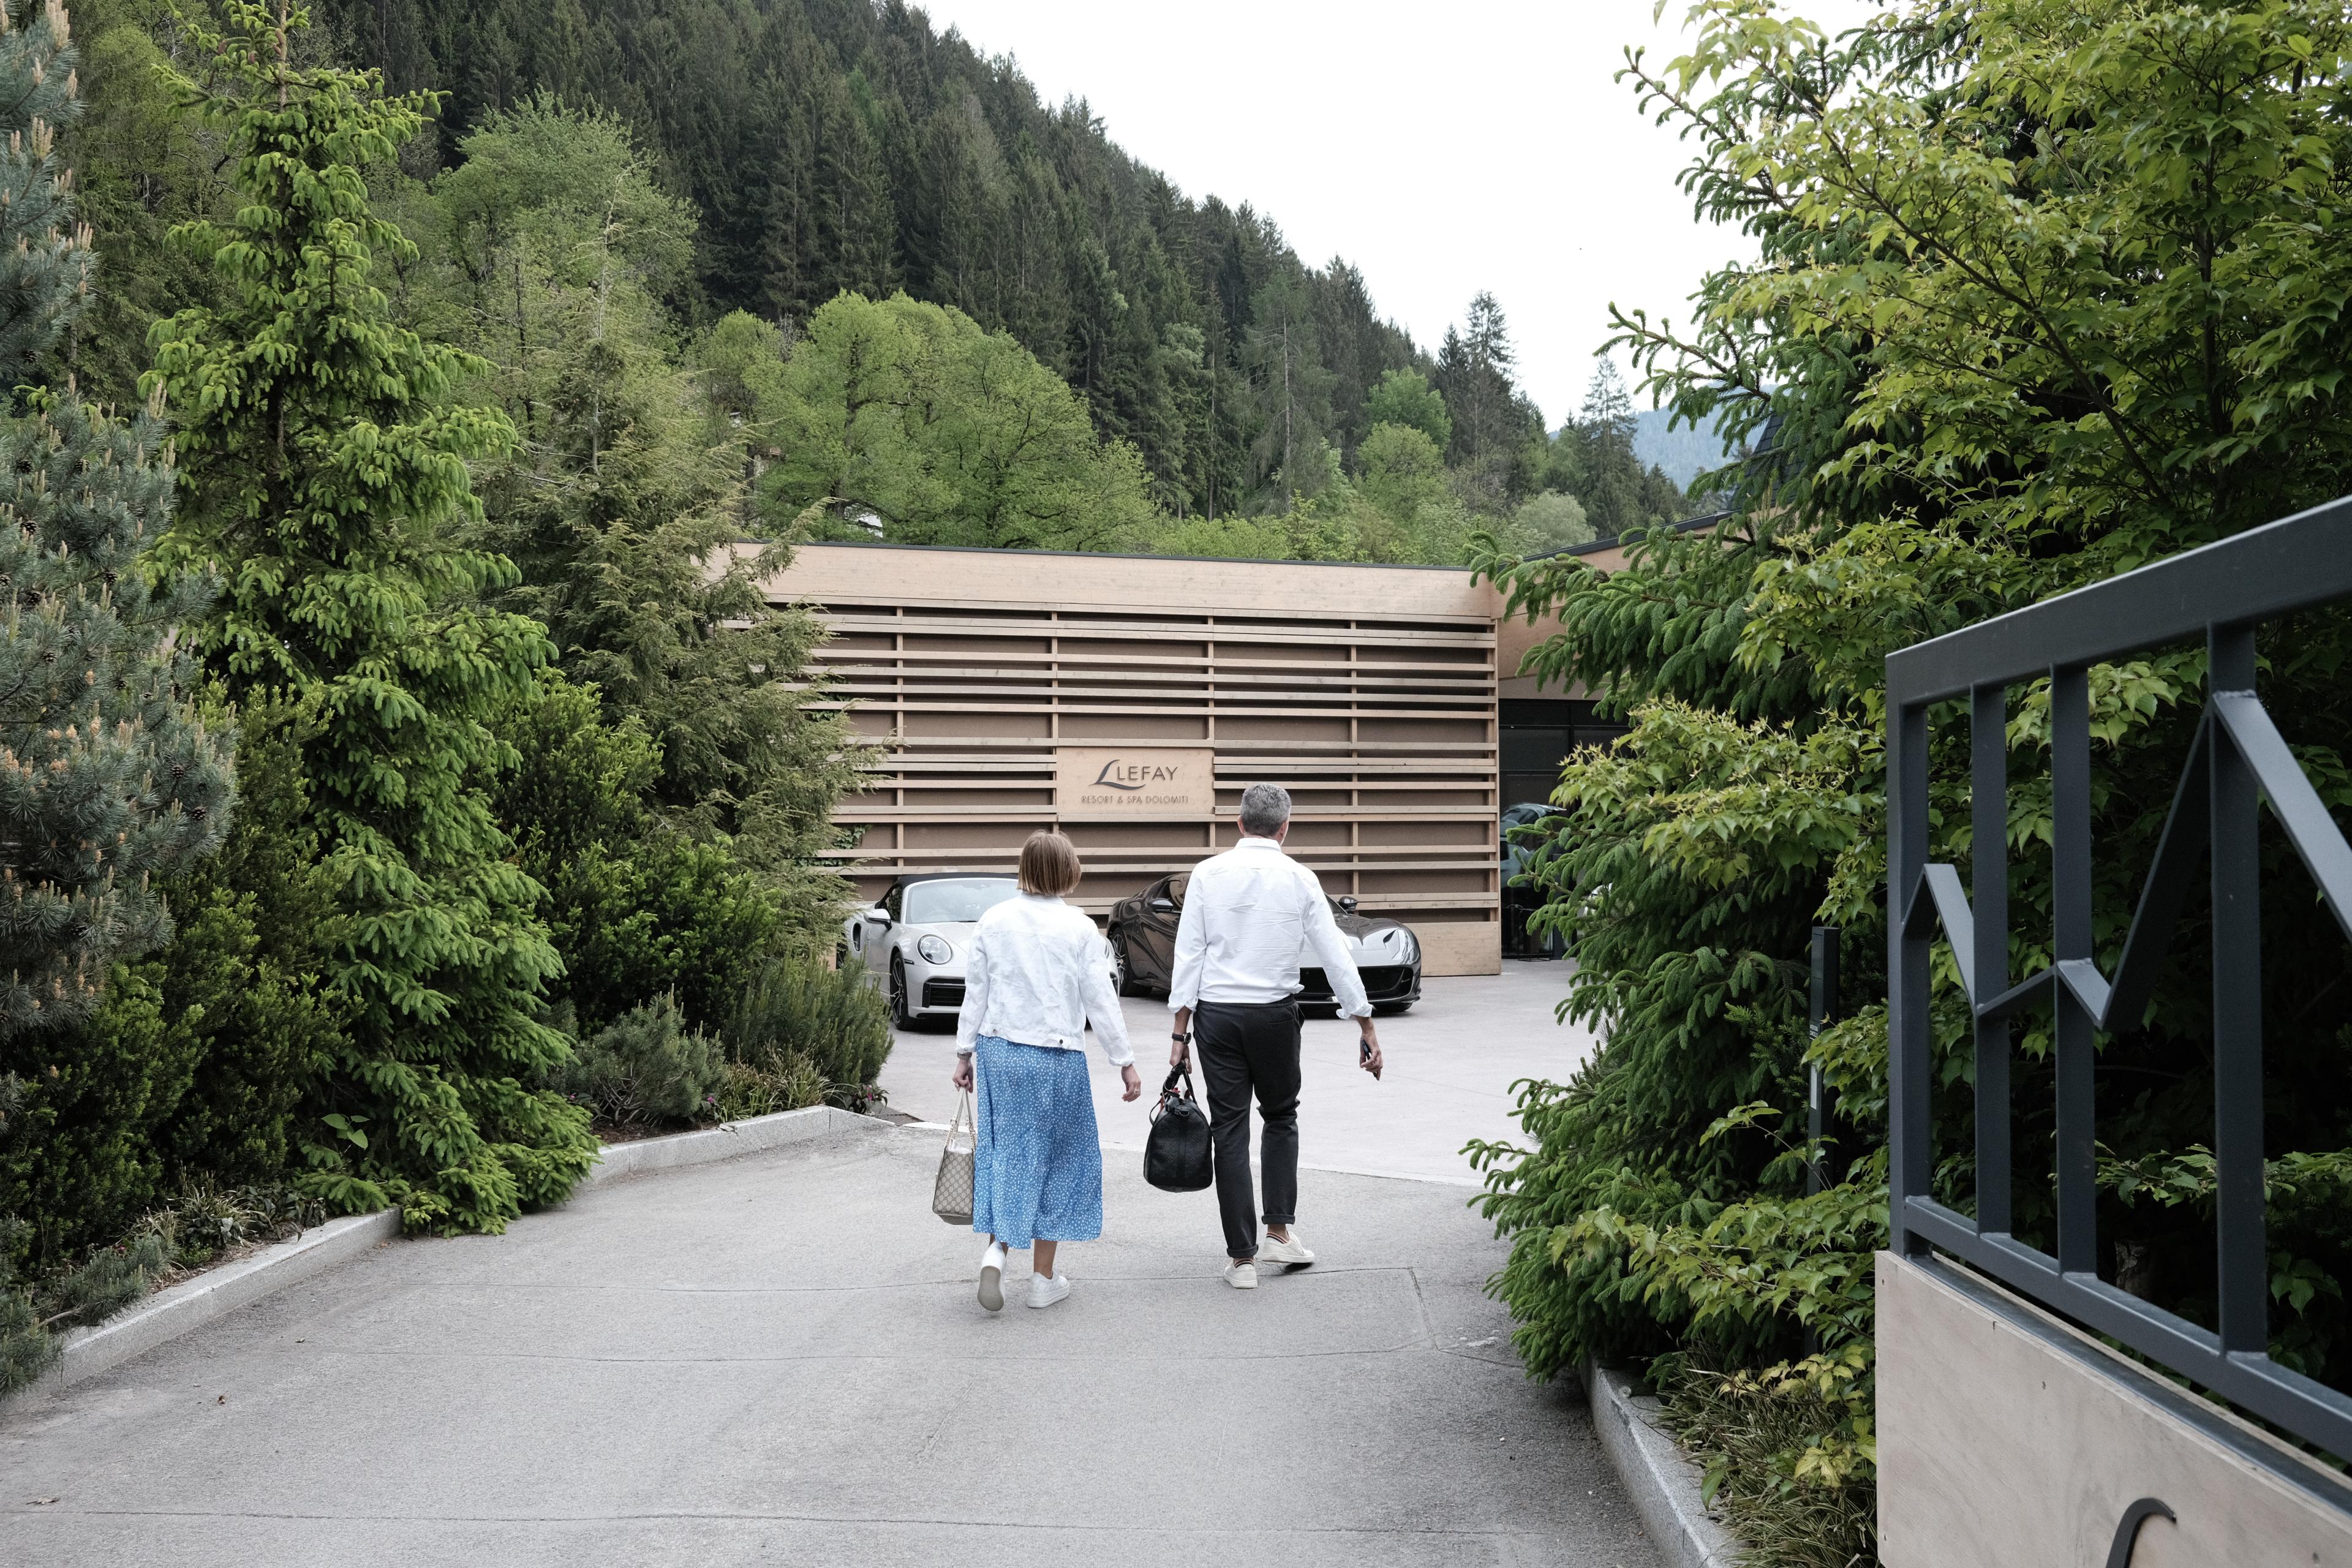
left=932, top=1089, right=976, bottom=1225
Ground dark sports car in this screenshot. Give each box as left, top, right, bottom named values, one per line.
left=1106, top=872, right=1422, bottom=1014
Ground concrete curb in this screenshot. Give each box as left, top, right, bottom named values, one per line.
left=19, top=1208, right=406, bottom=1401
left=1, top=1108, right=880, bottom=1412
left=1585, top=1361, right=1744, bottom=1568
left=579, top=1104, right=875, bottom=1184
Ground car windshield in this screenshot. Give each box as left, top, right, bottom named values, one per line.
left=903, top=878, right=1019, bottom=924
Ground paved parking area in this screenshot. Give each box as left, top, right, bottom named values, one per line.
left=878, top=957, right=1597, bottom=1186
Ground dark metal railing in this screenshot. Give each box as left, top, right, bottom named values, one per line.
left=1887, top=496, right=2352, bottom=1457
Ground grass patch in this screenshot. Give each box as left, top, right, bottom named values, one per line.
left=1655, top=1355, right=1880, bottom=1568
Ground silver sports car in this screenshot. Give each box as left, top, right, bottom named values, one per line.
left=843, top=873, right=1023, bottom=1028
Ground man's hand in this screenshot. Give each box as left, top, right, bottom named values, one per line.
left=1357, top=1018, right=1384, bottom=1080
left=951, top=1054, right=974, bottom=1091
left=1170, top=1006, right=1193, bottom=1067
left=1120, top=1063, right=1144, bottom=1102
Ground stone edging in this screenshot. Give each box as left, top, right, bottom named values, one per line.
left=7, top=1104, right=875, bottom=1409
left=1584, top=1361, right=1745, bottom=1568
left=23, top=1208, right=406, bottom=1401
left=579, top=1104, right=873, bottom=1184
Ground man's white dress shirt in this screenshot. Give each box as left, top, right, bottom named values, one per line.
left=954, top=893, right=1135, bottom=1065
left=1167, top=835, right=1372, bottom=1019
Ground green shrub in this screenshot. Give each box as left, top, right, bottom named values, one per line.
left=0, top=1212, right=172, bottom=1397
left=149, top=699, right=352, bottom=1193
left=712, top=1057, right=828, bottom=1122
left=492, top=669, right=790, bottom=1036
left=0, top=698, right=352, bottom=1267
left=554, top=996, right=728, bottom=1126
left=0, top=971, right=198, bottom=1265
left=129, top=1180, right=331, bottom=1271
left=1470, top=4, right=2352, bottom=1562
left=1658, top=1353, right=1877, bottom=1568
left=0, top=1280, right=44, bottom=1393
left=727, top=956, right=891, bottom=1109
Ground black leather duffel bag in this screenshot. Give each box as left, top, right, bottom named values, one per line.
left=1144, top=1062, right=1213, bottom=1192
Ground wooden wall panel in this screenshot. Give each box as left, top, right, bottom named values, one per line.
left=1878, top=1250, right=2352, bottom=1567
left=757, top=543, right=1504, bottom=975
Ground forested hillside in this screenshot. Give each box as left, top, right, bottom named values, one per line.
left=315, top=0, right=1420, bottom=518
left=58, top=0, right=1690, bottom=560
left=296, top=0, right=1689, bottom=551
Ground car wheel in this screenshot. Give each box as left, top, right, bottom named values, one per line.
left=889, top=955, right=913, bottom=1030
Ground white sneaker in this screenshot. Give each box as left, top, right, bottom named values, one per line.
left=1027, top=1270, right=1071, bottom=1310
left=1224, top=1261, right=1259, bottom=1290
left=978, top=1241, right=1006, bottom=1313
left=1260, top=1232, right=1315, bottom=1269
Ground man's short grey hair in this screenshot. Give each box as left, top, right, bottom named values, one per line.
left=1238, top=782, right=1292, bottom=837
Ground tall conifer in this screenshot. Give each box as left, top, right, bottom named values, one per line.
left=146, top=0, right=595, bottom=1232
left=0, top=0, right=232, bottom=1037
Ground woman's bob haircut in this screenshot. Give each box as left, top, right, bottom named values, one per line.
left=1017, top=829, right=1083, bottom=897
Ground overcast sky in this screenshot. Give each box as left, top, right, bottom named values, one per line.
left=914, top=0, right=1875, bottom=429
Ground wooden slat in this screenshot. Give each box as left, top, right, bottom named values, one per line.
left=815, top=663, right=1498, bottom=693
left=813, top=647, right=1496, bottom=672
left=764, top=545, right=1502, bottom=956
left=805, top=698, right=1493, bottom=719
left=836, top=808, right=1492, bottom=824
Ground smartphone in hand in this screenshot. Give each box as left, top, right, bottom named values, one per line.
left=1360, top=1036, right=1382, bottom=1080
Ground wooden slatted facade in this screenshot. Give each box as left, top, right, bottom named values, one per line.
left=754, top=543, right=1507, bottom=976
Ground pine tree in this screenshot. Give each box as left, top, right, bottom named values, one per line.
left=145, top=0, right=595, bottom=1234
left=1434, top=290, right=1526, bottom=465
left=0, top=0, right=232, bottom=1036
left=0, top=0, right=233, bottom=1395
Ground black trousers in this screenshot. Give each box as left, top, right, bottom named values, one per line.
left=1191, top=999, right=1302, bottom=1261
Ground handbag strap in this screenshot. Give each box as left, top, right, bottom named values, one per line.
left=1155, top=1063, right=1196, bottom=1114
left=944, top=1088, right=974, bottom=1150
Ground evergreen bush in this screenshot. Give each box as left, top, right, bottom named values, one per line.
left=137, top=698, right=350, bottom=1194
left=489, top=670, right=791, bottom=1037
left=552, top=995, right=726, bottom=1127
left=727, top=954, right=890, bottom=1110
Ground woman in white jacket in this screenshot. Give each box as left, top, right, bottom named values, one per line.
left=951, top=830, right=1142, bottom=1311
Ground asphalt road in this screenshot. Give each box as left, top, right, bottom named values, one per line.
left=3, top=1101, right=1656, bottom=1565
left=3, top=958, right=1657, bottom=1567
left=878, top=957, right=1600, bottom=1188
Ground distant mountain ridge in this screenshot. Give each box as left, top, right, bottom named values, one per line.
left=1632, top=406, right=1738, bottom=489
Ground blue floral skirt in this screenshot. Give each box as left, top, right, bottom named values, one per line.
left=971, top=1035, right=1103, bottom=1248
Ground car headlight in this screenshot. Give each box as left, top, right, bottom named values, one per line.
left=917, top=934, right=953, bottom=964
left=1396, top=929, right=1419, bottom=963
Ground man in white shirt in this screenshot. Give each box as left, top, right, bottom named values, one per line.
left=1169, top=782, right=1383, bottom=1289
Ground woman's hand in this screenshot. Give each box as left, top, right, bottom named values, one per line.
left=951, top=1054, right=974, bottom=1091
left=1120, top=1063, right=1143, bottom=1102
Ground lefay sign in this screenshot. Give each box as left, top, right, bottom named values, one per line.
left=1054, top=748, right=1215, bottom=818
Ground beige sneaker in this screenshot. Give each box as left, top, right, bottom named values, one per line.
left=1224, top=1261, right=1259, bottom=1289
left=1260, top=1232, right=1315, bottom=1268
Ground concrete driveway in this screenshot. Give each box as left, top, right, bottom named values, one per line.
left=879, top=958, right=1599, bottom=1187
left=3, top=961, right=1657, bottom=1567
